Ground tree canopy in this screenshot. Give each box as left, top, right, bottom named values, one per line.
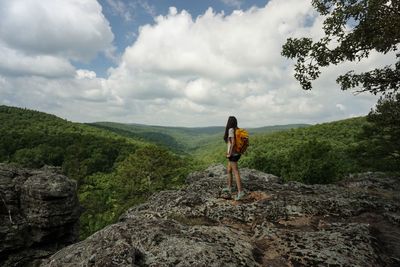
left=356, top=93, right=400, bottom=170
left=282, top=0, right=400, bottom=95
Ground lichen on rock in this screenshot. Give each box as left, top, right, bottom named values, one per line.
left=42, top=164, right=400, bottom=266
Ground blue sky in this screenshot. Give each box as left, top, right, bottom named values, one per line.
left=0, top=0, right=390, bottom=127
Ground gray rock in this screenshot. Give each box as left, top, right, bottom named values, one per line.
left=0, top=163, right=81, bottom=266
left=42, top=164, right=400, bottom=266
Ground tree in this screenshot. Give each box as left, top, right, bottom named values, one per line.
left=356, top=93, right=400, bottom=170
left=117, top=145, right=187, bottom=196
left=282, top=0, right=400, bottom=95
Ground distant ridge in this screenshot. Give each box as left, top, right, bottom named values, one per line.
left=248, top=124, right=310, bottom=134
left=0, top=105, right=310, bottom=155
left=88, top=121, right=311, bottom=155
left=92, top=121, right=310, bottom=135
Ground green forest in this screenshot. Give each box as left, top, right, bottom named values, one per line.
left=1, top=94, right=399, bottom=239
left=0, top=106, right=194, bottom=239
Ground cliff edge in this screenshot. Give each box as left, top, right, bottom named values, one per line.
left=0, top=164, right=81, bottom=266
left=42, top=164, right=400, bottom=266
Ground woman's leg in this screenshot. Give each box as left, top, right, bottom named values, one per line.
left=231, top=161, right=242, bottom=192
left=227, top=161, right=233, bottom=188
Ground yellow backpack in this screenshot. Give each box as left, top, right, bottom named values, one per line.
left=235, top=128, right=249, bottom=154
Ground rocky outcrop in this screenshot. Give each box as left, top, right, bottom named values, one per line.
left=42, top=165, right=400, bottom=266
left=0, top=164, right=81, bottom=267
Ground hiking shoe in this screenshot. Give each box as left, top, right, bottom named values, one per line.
left=221, top=187, right=232, bottom=193
left=235, top=191, right=246, bottom=201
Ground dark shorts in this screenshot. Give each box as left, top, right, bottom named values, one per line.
left=228, top=154, right=241, bottom=162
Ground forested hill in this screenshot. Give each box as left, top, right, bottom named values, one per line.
left=194, top=116, right=377, bottom=184
left=2, top=105, right=395, bottom=239
left=0, top=105, right=193, bottom=239
left=0, top=105, right=143, bottom=180
left=241, top=117, right=372, bottom=184
left=89, top=121, right=309, bottom=154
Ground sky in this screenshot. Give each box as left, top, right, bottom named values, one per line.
left=0, top=0, right=394, bottom=127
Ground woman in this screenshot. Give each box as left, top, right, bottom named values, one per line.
left=222, top=116, right=245, bottom=200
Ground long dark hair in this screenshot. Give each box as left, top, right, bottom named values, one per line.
left=223, top=116, right=238, bottom=143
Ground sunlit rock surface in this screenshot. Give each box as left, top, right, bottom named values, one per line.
left=42, top=164, right=400, bottom=266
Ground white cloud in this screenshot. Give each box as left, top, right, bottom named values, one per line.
left=104, top=0, right=355, bottom=126
left=106, top=0, right=134, bottom=21
left=0, top=0, right=391, bottom=127
left=137, top=0, right=157, bottom=17
left=0, top=72, right=124, bottom=119
left=115, top=4, right=314, bottom=82
left=220, top=0, right=244, bottom=8
left=107, top=2, right=315, bottom=102
left=105, top=0, right=157, bottom=21
left=0, top=0, right=114, bottom=62
left=76, top=69, right=97, bottom=80
left=0, top=43, right=75, bottom=78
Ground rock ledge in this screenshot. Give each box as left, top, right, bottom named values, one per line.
left=43, top=164, right=400, bottom=266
